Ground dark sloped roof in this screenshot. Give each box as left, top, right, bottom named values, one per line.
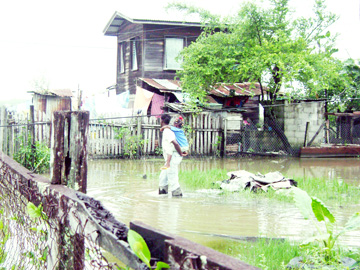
left=139, top=78, right=262, bottom=97
left=104, top=12, right=202, bottom=36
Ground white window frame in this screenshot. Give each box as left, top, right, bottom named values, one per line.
left=119, top=43, right=125, bottom=74
left=164, top=37, right=184, bottom=70
left=131, top=39, right=138, bottom=71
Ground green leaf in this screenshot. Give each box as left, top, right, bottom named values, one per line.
left=311, top=197, right=335, bottom=223
left=27, top=202, right=42, bottom=219
left=155, top=261, right=170, bottom=270
left=291, top=187, right=313, bottom=220
left=127, top=229, right=151, bottom=267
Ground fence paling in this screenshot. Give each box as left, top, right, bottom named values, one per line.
left=2, top=108, right=335, bottom=158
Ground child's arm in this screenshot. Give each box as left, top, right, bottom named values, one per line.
left=160, top=125, right=171, bottom=132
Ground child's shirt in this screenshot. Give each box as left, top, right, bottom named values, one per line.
left=170, top=126, right=189, bottom=151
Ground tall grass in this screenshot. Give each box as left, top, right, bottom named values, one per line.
left=205, top=238, right=360, bottom=270
left=293, top=176, right=360, bottom=205
left=179, top=168, right=228, bottom=189
left=205, top=238, right=300, bottom=270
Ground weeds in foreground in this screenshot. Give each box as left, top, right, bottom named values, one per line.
left=127, top=229, right=169, bottom=270
left=206, top=238, right=299, bottom=270
left=13, top=134, right=50, bottom=174
left=205, top=237, right=360, bottom=270
left=286, top=187, right=360, bottom=264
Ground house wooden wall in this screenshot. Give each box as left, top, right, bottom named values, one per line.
left=142, top=24, right=201, bottom=79
left=117, top=22, right=144, bottom=95
left=116, top=22, right=201, bottom=96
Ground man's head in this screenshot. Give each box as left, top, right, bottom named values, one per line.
left=161, top=114, right=171, bottom=126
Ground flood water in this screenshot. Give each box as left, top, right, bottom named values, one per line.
left=87, top=157, right=360, bottom=249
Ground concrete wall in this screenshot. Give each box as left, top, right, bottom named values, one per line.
left=284, top=101, right=325, bottom=147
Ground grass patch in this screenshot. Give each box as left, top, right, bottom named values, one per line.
left=205, top=238, right=300, bottom=269
left=204, top=238, right=360, bottom=270
left=179, top=168, right=228, bottom=189
left=178, top=169, right=360, bottom=205
left=293, top=176, right=360, bottom=205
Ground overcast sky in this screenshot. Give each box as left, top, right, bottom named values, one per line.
left=0, top=0, right=359, bottom=102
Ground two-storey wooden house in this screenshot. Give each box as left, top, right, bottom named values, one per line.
left=103, top=12, right=202, bottom=107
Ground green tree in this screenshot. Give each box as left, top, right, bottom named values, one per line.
left=171, top=0, right=339, bottom=105
left=308, top=58, right=360, bottom=113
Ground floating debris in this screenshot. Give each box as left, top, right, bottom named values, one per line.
left=216, top=170, right=297, bottom=192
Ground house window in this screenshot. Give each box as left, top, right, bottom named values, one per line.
left=118, top=43, right=125, bottom=74
left=131, top=39, right=138, bottom=71
left=164, top=37, right=184, bottom=70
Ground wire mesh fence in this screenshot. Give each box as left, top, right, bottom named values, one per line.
left=226, top=117, right=299, bottom=156
left=326, top=115, right=360, bottom=145
left=0, top=153, right=146, bottom=270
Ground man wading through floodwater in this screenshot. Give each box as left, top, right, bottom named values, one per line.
left=159, top=114, right=187, bottom=197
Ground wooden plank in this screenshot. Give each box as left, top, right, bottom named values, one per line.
left=199, top=114, right=204, bottom=154
left=196, top=115, right=200, bottom=155
left=207, top=113, right=211, bottom=154
left=307, top=122, right=325, bottom=147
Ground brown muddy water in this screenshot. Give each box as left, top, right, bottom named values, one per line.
left=87, top=157, right=360, bottom=250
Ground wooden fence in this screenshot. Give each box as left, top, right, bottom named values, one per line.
left=0, top=106, right=50, bottom=157
left=88, top=113, right=225, bottom=157
left=1, top=107, right=233, bottom=158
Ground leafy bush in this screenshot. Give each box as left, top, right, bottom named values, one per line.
left=114, top=126, right=146, bottom=159
left=13, top=135, right=50, bottom=174
left=289, top=187, right=360, bottom=264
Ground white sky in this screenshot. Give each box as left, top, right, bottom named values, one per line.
left=0, top=0, right=359, bottom=102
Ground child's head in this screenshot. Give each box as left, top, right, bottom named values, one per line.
left=174, top=116, right=184, bottom=128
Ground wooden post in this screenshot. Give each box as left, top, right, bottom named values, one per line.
left=350, top=117, right=354, bottom=144
left=0, top=107, right=7, bottom=153
left=7, top=114, right=13, bottom=157
left=29, top=105, right=36, bottom=166
left=137, top=115, right=142, bottom=157
left=220, top=116, right=226, bottom=157
left=326, top=119, right=330, bottom=143
left=224, top=117, right=228, bottom=156
left=49, top=111, right=89, bottom=270
left=304, top=122, right=310, bottom=147
left=50, top=111, right=89, bottom=193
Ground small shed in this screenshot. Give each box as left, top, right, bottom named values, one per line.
left=135, top=78, right=263, bottom=120
left=29, top=89, right=73, bottom=120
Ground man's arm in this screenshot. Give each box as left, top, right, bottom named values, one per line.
left=171, top=140, right=184, bottom=156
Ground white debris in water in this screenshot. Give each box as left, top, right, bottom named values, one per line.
left=219, top=170, right=295, bottom=192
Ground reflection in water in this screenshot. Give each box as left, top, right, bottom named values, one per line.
left=87, top=157, right=360, bottom=248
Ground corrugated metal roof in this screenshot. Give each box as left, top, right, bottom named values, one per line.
left=139, top=78, right=262, bottom=97
left=104, top=12, right=202, bottom=36
left=29, top=89, right=73, bottom=97
left=209, top=83, right=262, bottom=97
left=139, top=78, right=181, bottom=92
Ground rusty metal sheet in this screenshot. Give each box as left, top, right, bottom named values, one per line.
left=139, top=78, right=263, bottom=97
